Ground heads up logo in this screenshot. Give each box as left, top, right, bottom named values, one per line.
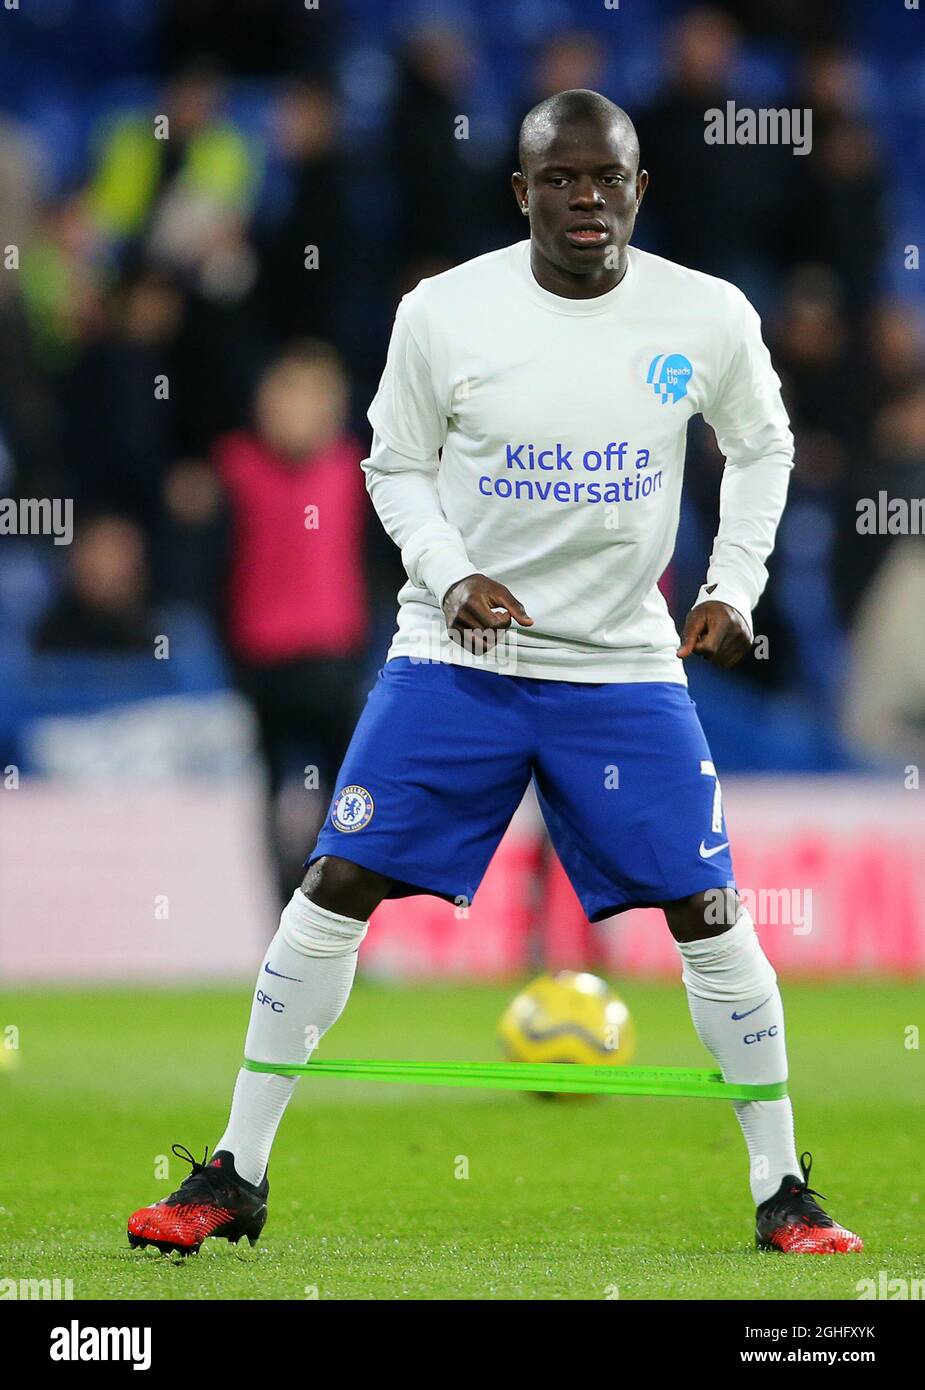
left=647, top=353, right=693, bottom=405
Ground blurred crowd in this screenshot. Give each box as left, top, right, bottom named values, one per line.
left=1, top=0, right=924, bottom=894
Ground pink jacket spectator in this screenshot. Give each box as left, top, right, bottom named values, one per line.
left=215, top=431, right=369, bottom=664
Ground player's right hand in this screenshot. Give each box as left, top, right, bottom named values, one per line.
left=442, top=574, right=534, bottom=654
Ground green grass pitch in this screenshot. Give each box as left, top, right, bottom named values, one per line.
left=1, top=979, right=922, bottom=1300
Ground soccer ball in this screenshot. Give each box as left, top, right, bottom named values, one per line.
left=497, top=970, right=636, bottom=1069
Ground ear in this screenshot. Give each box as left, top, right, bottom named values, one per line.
left=635, top=168, right=649, bottom=212
left=511, top=171, right=528, bottom=215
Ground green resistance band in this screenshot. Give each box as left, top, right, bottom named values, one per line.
left=243, top=1057, right=787, bottom=1101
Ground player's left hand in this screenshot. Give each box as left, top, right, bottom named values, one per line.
left=676, top=601, right=751, bottom=668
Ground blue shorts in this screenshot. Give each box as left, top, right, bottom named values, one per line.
left=308, top=658, right=736, bottom=921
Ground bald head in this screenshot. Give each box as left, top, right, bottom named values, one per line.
left=511, top=88, right=647, bottom=295
left=518, top=89, right=640, bottom=176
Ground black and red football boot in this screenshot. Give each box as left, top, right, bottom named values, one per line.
left=127, top=1145, right=268, bottom=1256
left=756, top=1151, right=863, bottom=1254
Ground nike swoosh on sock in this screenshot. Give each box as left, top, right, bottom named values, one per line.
left=731, top=994, right=773, bottom=1021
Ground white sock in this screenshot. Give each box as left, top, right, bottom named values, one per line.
left=214, top=889, right=368, bottom=1185
left=675, top=907, right=801, bottom=1204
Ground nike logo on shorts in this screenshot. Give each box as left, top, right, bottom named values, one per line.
left=699, top=839, right=729, bottom=859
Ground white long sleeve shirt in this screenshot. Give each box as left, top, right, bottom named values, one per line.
left=363, top=238, right=793, bottom=683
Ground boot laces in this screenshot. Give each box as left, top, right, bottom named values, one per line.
left=167, top=1144, right=234, bottom=1205
left=784, top=1151, right=833, bottom=1228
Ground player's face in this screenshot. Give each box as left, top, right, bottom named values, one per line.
left=513, top=120, right=647, bottom=280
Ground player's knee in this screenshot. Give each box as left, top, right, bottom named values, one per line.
left=300, top=855, right=391, bottom=921
left=670, top=897, right=777, bottom=1004
left=663, top=887, right=739, bottom=942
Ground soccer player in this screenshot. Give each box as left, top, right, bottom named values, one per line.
left=128, top=91, right=862, bottom=1257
